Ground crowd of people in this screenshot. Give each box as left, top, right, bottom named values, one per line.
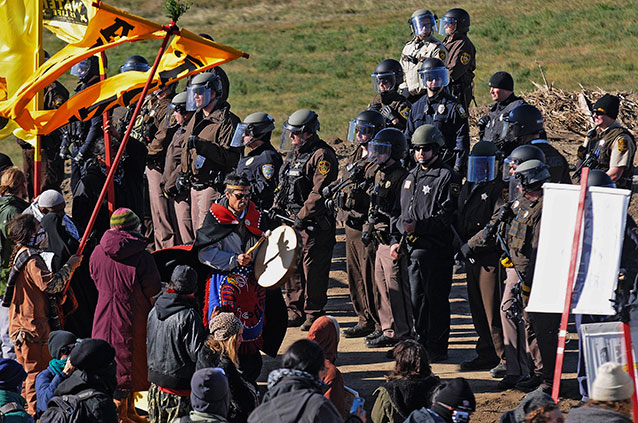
left=0, top=5, right=636, bottom=423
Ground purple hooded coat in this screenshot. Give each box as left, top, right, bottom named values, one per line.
left=90, top=229, right=161, bottom=392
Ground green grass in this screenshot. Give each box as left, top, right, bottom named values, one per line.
left=3, top=0, right=638, bottom=164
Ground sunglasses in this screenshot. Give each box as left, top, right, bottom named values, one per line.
left=592, top=110, right=606, bottom=116
left=231, top=191, right=251, bottom=200
left=413, top=145, right=433, bottom=152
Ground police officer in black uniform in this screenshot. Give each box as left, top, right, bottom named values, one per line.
left=233, top=112, right=282, bottom=211
left=398, top=124, right=462, bottom=362
left=405, top=58, right=469, bottom=173
left=275, top=109, right=338, bottom=330
left=369, top=59, right=412, bottom=131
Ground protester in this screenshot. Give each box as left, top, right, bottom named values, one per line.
left=500, top=391, right=556, bottom=423
left=307, top=315, right=346, bottom=417
left=197, top=312, right=257, bottom=423
left=172, top=368, right=231, bottom=423
left=0, top=154, right=13, bottom=176
left=371, top=339, right=440, bottom=423
left=0, top=358, right=33, bottom=423
left=147, top=265, right=207, bottom=423
left=525, top=403, right=563, bottom=423
left=4, top=214, right=82, bottom=415
left=404, top=377, right=475, bottom=423
left=34, top=330, right=76, bottom=416
left=90, top=208, right=161, bottom=422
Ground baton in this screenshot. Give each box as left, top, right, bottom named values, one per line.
left=245, top=230, right=272, bottom=255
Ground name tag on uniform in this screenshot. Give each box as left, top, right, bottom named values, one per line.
left=403, top=180, right=412, bottom=189
left=194, top=155, right=206, bottom=169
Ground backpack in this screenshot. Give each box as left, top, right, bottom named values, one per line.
left=39, top=389, right=107, bottom=423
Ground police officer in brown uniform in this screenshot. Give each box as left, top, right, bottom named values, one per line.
left=181, top=72, right=241, bottom=230
left=578, top=94, right=636, bottom=189
left=400, top=9, right=449, bottom=103
left=363, top=128, right=413, bottom=349
left=456, top=141, right=507, bottom=375
left=439, top=8, right=476, bottom=109
left=369, top=59, right=412, bottom=131
left=276, top=109, right=338, bottom=331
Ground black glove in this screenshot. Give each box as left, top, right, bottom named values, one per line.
left=587, top=128, right=597, bottom=139
left=481, top=223, right=497, bottom=242
left=361, top=230, right=372, bottom=247
left=324, top=198, right=336, bottom=213
left=187, top=135, right=200, bottom=150
left=59, top=149, right=71, bottom=160
left=380, top=105, right=399, bottom=122
left=334, top=192, right=347, bottom=210
left=496, top=204, right=514, bottom=223
left=368, top=103, right=382, bottom=112
left=477, top=115, right=490, bottom=131
left=72, top=151, right=85, bottom=165
left=294, top=216, right=306, bottom=230
left=402, top=54, right=418, bottom=64
left=577, top=145, right=587, bottom=160
left=460, top=243, right=473, bottom=259
left=175, top=173, right=190, bottom=195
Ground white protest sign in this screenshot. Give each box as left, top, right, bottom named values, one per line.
left=525, top=183, right=630, bottom=315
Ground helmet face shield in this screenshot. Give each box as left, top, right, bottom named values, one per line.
left=500, top=120, right=516, bottom=142
left=438, top=16, right=457, bottom=35
left=367, top=141, right=392, bottom=165
left=186, top=84, right=211, bottom=111
left=231, top=123, right=248, bottom=148
left=280, top=121, right=303, bottom=151
left=467, top=155, right=496, bottom=183
left=120, top=62, right=150, bottom=73
left=347, top=120, right=377, bottom=144
left=164, top=103, right=185, bottom=128
left=410, top=14, right=437, bottom=37
left=70, top=60, right=91, bottom=78
left=371, top=72, right=398, bottom=93
left=418, top=67, right=449, bottom=89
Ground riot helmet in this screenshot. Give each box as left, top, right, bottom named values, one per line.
left=438, top=8, right=470, bottom=35
left=165, top=91, right=188, bottom=128
left=409, top=9, right=437, bottom=38
left=347, top=110, right=386, bottom=144
left=503, top=144, right=545, bottom=181
left=120, top=55, right=150, bottom=73
left=418, top=58, right=449, bottom=90
left=411, top=124, right=445, bottom=163
left=501, top=104, right=544, bottom=142
left=371, top=59, right=404, bottom=94
left=231, top=112, right=276, bottom=147
left=280, top=109, right=319, bottom=151
left=587, top=169, right=616, bottom=188
left=186, top=72, right=223, bottom=111
left=514, top=159, right=550, bottom=192
left=70, top=56, right=99, bottom=81
left=467, top=141, right=498, bottom=183
left=367, top=128, right=406, bottom=165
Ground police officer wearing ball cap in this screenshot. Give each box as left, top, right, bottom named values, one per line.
left=439, top=8, right=476, bottom=109
left=398, top=124, right=462, bottom=361
left=405, top=58, right=470, bottom=173
left=579, top=94, right=636, bottom=188
left=369, top=59, right=412, bottom=131
left=336, top=110, right=385, bottom=339
left=502, top=104, right=571, bottom=185
left=363, top=128, right=413, bottom=349
left=233, top=112, right=282, bottom=211
left=275, top=109, right=338, bottom=330
left=161, top=91, right=197, bottom=244
left=400, top=9, right=449, bottom=103
left=479, top=72, right=526, bottom=150
left=181, top=72, right=241, bottom=230
left=456, top=141, right=507, bottom=374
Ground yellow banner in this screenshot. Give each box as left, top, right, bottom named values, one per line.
left=43, top=0, right=96, bottom=43
left=0, top=0, right=39, bottom=140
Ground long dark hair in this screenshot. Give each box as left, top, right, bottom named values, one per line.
left=389, top=339, right=433, bottom=380
left=6, top=214, right=39, bottom=267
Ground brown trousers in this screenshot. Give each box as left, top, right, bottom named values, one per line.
left=466, top=260, right=505, bottom=361
left=174, top=195, right=194, bottom=244
left=190, top=187, right=220, bottom=232
left=146, top=167, right=180, bottom=249
left=15, top=340, right=51, bottom=416
left=345, top=225, right=380, bottom=328
left=374, top=243, right=413, bottom=339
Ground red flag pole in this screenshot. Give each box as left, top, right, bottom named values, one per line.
left=552, top=167, right=589, bottom=401
left=76, top=22, right=179, bottom=255
left=97, top=51, right=115, bottom=215
left=621, top=322, right=638, bottom=422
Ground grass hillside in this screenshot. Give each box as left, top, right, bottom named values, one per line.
left=4, top=0, right=638, bottom=163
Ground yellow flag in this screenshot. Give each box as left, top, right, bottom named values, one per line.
left=43, top=0, right=96, bottom=43
left=0, top=0, right=39, bottom=140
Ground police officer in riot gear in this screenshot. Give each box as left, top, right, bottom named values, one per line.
left=479, top=72, right=526, bottom=150
left=405, top=58, right=470, bottom=173
left=398, top=124, right=462, bottom=361
left=502, top=144, right=546, bottom=200
left=181, top=72, right=241, bottom=229
left=502, top=104, right=571, bottom=184
left=363, top=128, right=413, bottom=349
left=233, top=112, right=282, bottom=211
left=120, top=55, right=151, bottom=73
left=275, top=109, right=338, bottom=330
left=439, top=8, right=476, bottom=109
left=369, top=59, right=412, bottom=131
left=400, top=9, right=449, bottom=103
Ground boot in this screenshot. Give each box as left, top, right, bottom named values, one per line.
left=114, top=398, right=136, bottom=423
left=126, top=393, right=149, bottom=423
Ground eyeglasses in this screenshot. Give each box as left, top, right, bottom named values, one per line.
left=231, top=191, right=251, bottom=200
left=413, top=145, right=433, bottom=152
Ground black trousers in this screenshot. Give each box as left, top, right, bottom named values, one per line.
left=527, top=311, right=561, bottom=385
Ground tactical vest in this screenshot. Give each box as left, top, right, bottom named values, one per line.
left=280, top=141, right=325, bottom=215
left=506, top=197, right=542, bottom=267
left=596, top=126, right=635, bottom=186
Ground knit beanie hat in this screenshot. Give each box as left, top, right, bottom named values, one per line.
left=0, top=359, right=27, bottom=392
left=434, top=377, right=476, bottom=415
left=48, top=330, right=77, bottom=359
left=190, top=368, right=230, bottom=416
left=593, top=94, right=620, bottom=119
left=592, top=362, right=634, bottom=401
left=209, top=312, right=242, bottom=341
left=0, top=153, right=13, bottom=174
left=110, top=207, right=140, bottom=231
left=38, top=189, right=65, bottom=208
left=70, top=339, right=116, bottom=372
left=170, top=265, right=198, bottom=294
left=489, top=71, right=514, bottom=91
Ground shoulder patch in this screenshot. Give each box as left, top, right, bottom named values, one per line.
left=400, top=106, right=411, bottom=119
left=617, top=136, right=628, bottom=154
left=52, top=95, right=65, bottom=108
left=261, top=164, right=275, bottom=180
left=460, top=52, right=471, bottom=65
left=456, top=104, right=467, bottom=119
left=438, top=50, right=447, bottom=62
left=318, top=160, right=331, bottom=176
left=403, top=180, right=412, bottom=189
